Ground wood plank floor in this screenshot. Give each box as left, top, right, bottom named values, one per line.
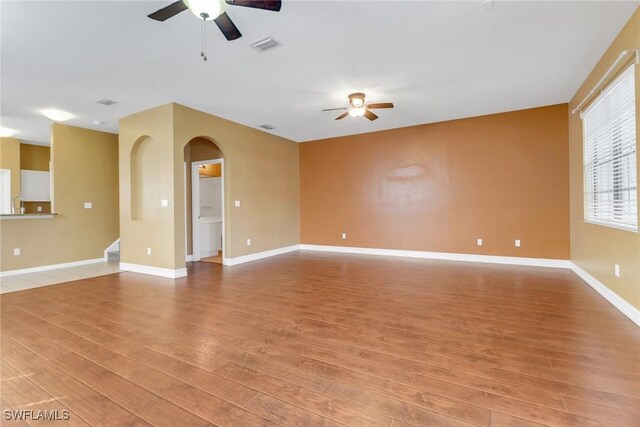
left=1, top=251, right=639, bottom=426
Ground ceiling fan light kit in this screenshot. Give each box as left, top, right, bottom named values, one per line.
left=184, top=0, right=226, bottom=20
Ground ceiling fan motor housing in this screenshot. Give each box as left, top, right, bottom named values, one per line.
left=348, top=92, right=366, bottom=108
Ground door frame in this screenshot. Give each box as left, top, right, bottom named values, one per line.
left=191, top=158, right=225, bottom=262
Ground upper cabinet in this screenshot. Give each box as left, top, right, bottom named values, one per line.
left=21, top=170, right=50, bottom=201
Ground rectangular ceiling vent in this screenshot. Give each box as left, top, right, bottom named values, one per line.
left=96, top=99, right=116, bottom=106
left=251, top=37, right=279, bottom=52
left=258, top=124, right=276, bottom=130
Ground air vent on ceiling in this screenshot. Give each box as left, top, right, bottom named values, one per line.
left=258, top=124, right=276, bottom=130
left=251, top=37, right=279, bottom=52
left=96, top=99, right=116, bottom=106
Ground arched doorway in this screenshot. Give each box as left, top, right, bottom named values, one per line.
left=184, top=137, right=224, bottom=264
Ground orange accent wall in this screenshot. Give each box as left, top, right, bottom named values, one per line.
left=300, top=104, right=570, bottom=259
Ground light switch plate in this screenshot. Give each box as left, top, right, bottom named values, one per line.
left=84, top=202, right=92, bottom=209
left=234, top=200, right=241, bottom=207
left=515, top=239, right=521, bottom=247
left=341, top=233, right=347, bottom=239
left=160, top=199, right=169, bottom=207
left=615, top=264, right=620, bottom=278
left=246, top=239, right=251, bottom=246
left=13, top=248, right=20, bottom=256
left=147, top=247, right=152, bottom=255
left=477, top=238, right=483, bottom=246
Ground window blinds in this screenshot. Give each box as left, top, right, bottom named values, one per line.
left=583, top=64, right=637, bottom=231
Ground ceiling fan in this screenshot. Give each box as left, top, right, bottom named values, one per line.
left=323, top=93, right=394, bottom=121
left=148, top=0, right=282, bottom=41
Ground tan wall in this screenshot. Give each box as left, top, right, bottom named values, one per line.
left=184, top=138, right=223, bottom=256
left=119, top=103, right=300, bottom=271
left=569, top=8, right=640, bottom=310
left=20, top=144, right=50, bottom=171
left=1, top=124, right=119, bottom=271
left=300, top=104, right=570, bottom=259
left=0, top=138, right=21, bottom=210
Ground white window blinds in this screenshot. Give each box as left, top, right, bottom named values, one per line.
left=583, top=64, right=637, bottom=231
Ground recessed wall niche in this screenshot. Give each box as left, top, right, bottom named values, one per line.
left=130, top=136, right=162, bottom=221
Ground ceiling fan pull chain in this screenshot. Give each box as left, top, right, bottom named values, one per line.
left=200, top=19, right=208, bottom=61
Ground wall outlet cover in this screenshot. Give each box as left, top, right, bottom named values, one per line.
left=341, top=233, right=347, bottom=239
left=13, top=248, right=20, bottom=256
left=515, top=239, right=521, bottom=247
left=234, top=200, right=241, bottom=207
left=147, top=247, right=151, bottom=255
left=160, top=199, right=169, bottom=207
left=615, top=264, right=621, bottom=277
left=477, top=238, right=483, bottom=246
left=37, top=206, right=42, bottom=212
left=246, top=239, right=251, bottom=246
left=84, top=202, right=92, bottom=209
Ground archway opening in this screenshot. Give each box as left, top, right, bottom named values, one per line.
left=184, top=137, right=224, bottom=264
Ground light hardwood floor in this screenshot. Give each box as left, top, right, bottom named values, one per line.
left=1, top=251, right=639, bottom=426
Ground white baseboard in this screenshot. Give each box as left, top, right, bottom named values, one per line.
left=119, top=263, right=187, bottom=279
left=223, top=245, right=300, bottom=266
left=299, top=244, right=570, bottom=268
left=186, top=254, right=194, bottom=262
left=570, top=263, right=640, bottom=327
left=0, top=258, right=104, bottom=278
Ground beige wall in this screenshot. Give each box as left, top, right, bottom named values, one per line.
left=1, top=138, right=21, bottom=211
left=119, top=103, right=300, bottom=271
left=301, top=104, right=570, bottom=259
left=1, top=124, right=119, bottom=271
left=569, top=8, right=640, bottom=310
left=20, top=144, right=50, bottom=171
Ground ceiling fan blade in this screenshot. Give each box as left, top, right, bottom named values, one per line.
left=214, top=12, right=242, bottom=41
left=335, top=112, right=349, bottom=120
left=226, top=0, right=282, bottom=12
left=366, top=102, right=394, bottom=109
left=364, top=110, right=379, bottom=121
left=322, top=108, right=348, bottom=112
left=148, top=1, right=188, bottom=21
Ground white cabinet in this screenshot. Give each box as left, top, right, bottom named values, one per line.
left=199, top=218, right=222, bottom=257
left=20, top=170, right=50, bottom=201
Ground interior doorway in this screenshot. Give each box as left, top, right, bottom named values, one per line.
left=191, top=159, right=224, bottom=263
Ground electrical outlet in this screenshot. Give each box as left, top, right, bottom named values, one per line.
left=515, top=239, right=521, bottom=247
left=13, top=248, right=20, bottom=256
left=341, top=233, right=347, bottom=239
left=615, top=264, right=620, bottom=278
left=246, top=239, right=251, bottom=246
left=37, top=206, right=42, bottom=212
left=84, top=202, right=92, bottom=209
left=160, top=199, right=169, bottom=207
left=234, top=200, right=241, bottom=207
left=477, top=238, right=483, bottom=246
left=147, top=247, right=151, bottom=255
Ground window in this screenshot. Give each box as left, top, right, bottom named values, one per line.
left=583, top=64, right=637, bottom=231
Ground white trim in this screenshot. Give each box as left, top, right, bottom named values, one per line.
left=103, top=238, right=120, bottom=261
left=119, top=262, right=187, bottom=279
left=299, top=244, right=570, bottom=268
left=570, top=263, right=640, bottom=327
left=186, top=254, right=194, bottom=262
left=0, top=214, right=55, bottom=220
left=223, top=245, right=300, bottom=266
left=0, top=258, right=104, bottom=277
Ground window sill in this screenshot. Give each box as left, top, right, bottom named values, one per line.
left=584, top=220, right=638, bottom=233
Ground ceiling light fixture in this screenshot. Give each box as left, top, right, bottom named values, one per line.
left=348, top=107, right=366, bottom=118
left=184, top=0, right=226, bottom=20
left=42, top=109, right=72, bottom=122
left=0, top=127, right=16, bottom=137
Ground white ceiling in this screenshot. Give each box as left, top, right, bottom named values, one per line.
left=1, top=1, right=638, bottom=145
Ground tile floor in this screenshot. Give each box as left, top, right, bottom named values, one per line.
left=0, top=262, right=120, bottom=294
